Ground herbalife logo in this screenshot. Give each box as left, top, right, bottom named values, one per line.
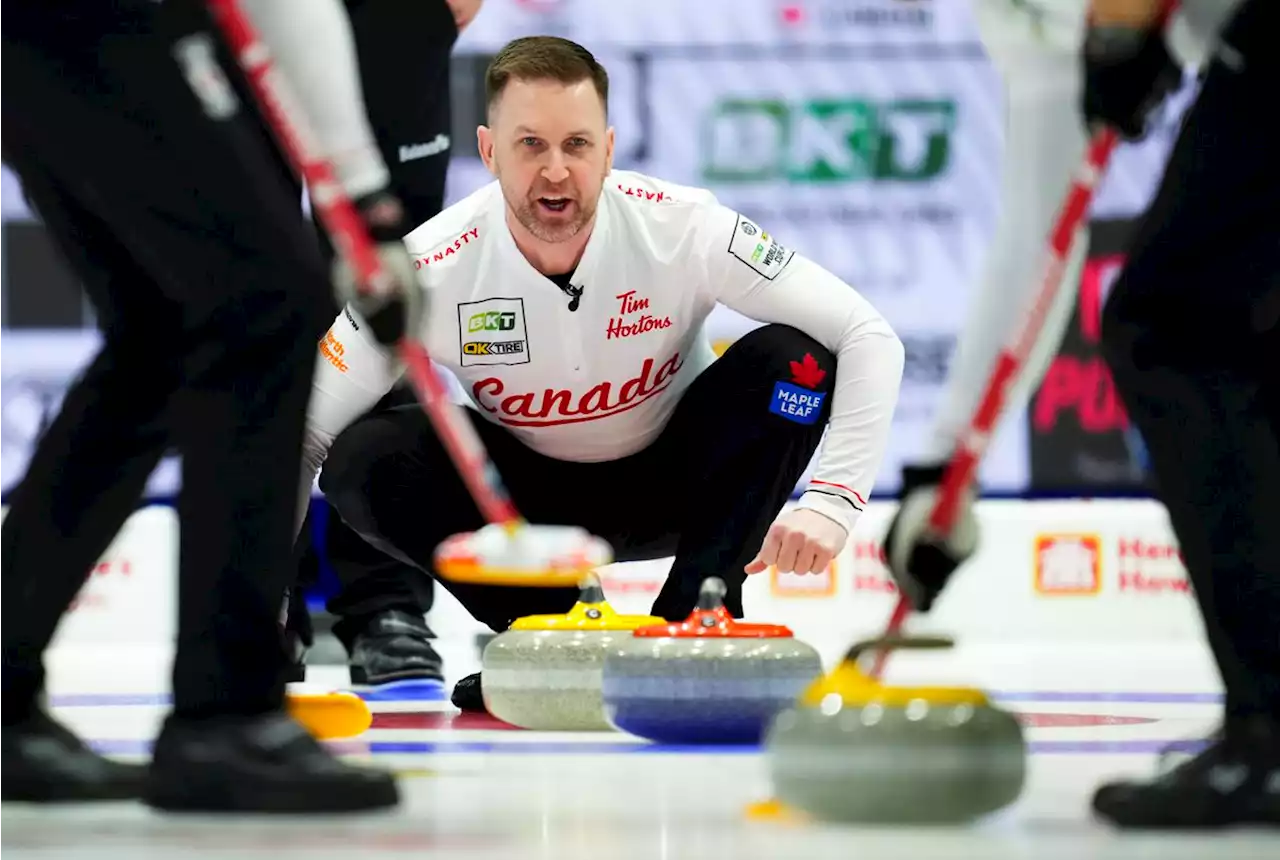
left=702, top=99, right=955, bottom=184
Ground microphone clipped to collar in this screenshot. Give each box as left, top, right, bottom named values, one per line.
left=560, top=282, right=584, bottom=312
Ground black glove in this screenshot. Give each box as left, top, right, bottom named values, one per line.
left=1082, top=25, right=1182, bottom=140
left=331, top=190, right=423, bottom=346
left=880, top=463, right=979, bottom=613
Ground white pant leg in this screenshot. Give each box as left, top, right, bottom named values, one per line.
left=920, top=0, right=1090, bottom=463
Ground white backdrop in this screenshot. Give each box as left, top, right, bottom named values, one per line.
left=1, top=0, right=1190, bottom=498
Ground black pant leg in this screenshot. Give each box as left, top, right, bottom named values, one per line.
left=1, top=4, right=336, bottom=718
left=344, top=0, right=456, bottom=224
left=310, top=385, right=438, bottom=650
left=1101, top=0, right=1280, bottom=722
left=324, top=503, right=439, bottom=648
left=649, top=325, right=836, bottom=620
left=282, top=382, right=434, bottom=634
left=0, top=168, right=182, bottom=718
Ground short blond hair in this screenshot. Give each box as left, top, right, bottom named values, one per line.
left=485, top=36, right=609, bottom=116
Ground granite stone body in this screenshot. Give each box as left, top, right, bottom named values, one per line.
left=764, top=639, right=1027, bottom=824
left=601, top=578, right=823, bottom=745
left=481, top=577, right=666, bottom=731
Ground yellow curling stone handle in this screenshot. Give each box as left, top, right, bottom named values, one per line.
left=510, top=573, right=666, bottom=630
left=800, top=635, right=990, bottom=708
left=286, top=689, right=373, bottom=740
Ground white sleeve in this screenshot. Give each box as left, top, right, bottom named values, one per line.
left=696, top=205, right=905, bottom=536
left=297, top=306, right=402, bottom=531
left=239, top=0, right=390, bottom=198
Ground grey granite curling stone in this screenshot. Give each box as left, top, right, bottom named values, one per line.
left=480, top=574, right=666, bottom=731
left=765, top=636, right=1027, bottom=824
left=600, top=578, right=823, bottom=745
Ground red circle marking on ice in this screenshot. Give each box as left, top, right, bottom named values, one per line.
left=780, top=5, right=804, bottom=24
left=1016, top=713, right=1158, bottom=727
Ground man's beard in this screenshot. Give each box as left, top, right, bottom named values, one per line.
left=511, top=195, right=595, bottom=243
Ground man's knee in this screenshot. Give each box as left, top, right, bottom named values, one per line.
left=725, top=324, right=837, bottom=393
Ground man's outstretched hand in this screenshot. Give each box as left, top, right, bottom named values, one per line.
left=746, top=508, right=847, bottom=576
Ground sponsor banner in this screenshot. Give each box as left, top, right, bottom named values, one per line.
left=40, top=499, right=1199, bottom=670
left=591, top=500, right=1196, bottom=669
left=454, top=0, right=582, bottom=49
left=0, top=505, right=180, bottom=648
left=1027, top=220, right=1151, bottom=492
left=457, top=0, right=984, bottom=50
left=662, top=56, right=1004, bottom=310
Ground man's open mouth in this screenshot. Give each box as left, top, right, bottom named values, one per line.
left=539, top=197, right=571, bottom=213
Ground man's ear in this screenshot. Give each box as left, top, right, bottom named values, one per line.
left=605, top=126, right=615, bottom=174
left=477, top=125, right=496, bottom=175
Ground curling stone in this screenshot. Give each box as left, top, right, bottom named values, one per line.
left=285, top=684, right=373, bottom=740
left=600, top=578, right=822, bottom=744
left=764, top=636, right=1027, bottom=824
left=481, top=574, right=667, bottom=731
left=434, top=522, right=614, bottom=588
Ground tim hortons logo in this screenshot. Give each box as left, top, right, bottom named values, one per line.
left=414, top=227, right=480, bottom=269
left=606, top=290, right=673, bottom=341
left=1117, top=538, right=1189, bottom=595
left=473, top=354, right=684, bottom=427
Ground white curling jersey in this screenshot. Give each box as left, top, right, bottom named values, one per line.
left=303, top=170, right=904, bottom=533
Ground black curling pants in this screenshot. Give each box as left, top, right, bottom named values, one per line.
left=320, top=325, right=837, bottom=633
left=1100, top=0, right=1280, bottom=723
left=1, top=1, right=334, bottom=720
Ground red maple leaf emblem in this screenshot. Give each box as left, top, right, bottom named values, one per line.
left=789, top=353, right=826, bottom=389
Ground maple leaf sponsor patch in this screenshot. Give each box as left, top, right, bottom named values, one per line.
left=789, top=352, right=827, bottom=389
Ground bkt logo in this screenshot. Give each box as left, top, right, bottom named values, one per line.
left=468, top=311, right=517, bottom=333
left=463, top=341, right=525, bottom=356
left=702, top=98, right=955, bottom=184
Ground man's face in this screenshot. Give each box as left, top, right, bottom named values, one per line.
left=478, top=78, right=614, bottom=244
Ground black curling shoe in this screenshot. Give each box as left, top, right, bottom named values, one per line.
left=1092, top=716, right=1280, bottom=829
